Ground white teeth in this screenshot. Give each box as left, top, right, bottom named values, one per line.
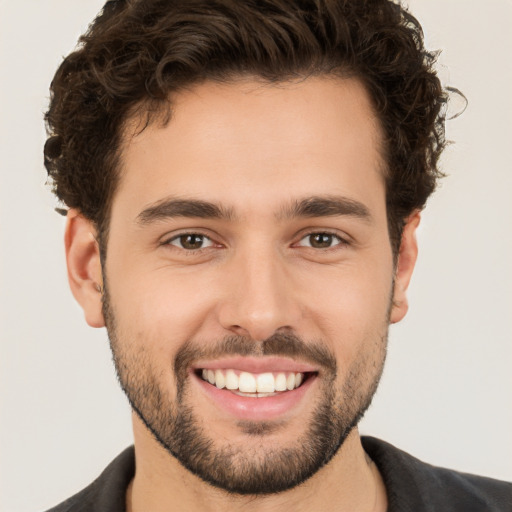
left=286, top=373, right=296, bottom=391
left=214, top=369, right=225, bottom=389
left=275, top=373, right=287, bottom=391
left=256, top=372, right=275, bottom=393
left=225, top=369, right=238, bottom=390
left=239, top=372, right=257, bottom=393
left=200, top=369, right=307, bottom=394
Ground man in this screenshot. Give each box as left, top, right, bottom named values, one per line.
left=41, top=0, right=511, bottom=510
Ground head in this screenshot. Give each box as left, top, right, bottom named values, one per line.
left=47, top=0, right=448, bottom=496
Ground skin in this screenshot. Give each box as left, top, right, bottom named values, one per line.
left=65, top=76, right=419, bottom=512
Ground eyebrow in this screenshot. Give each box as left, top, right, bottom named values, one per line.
left=137, top=197, right=235, bottom=224
left=279, top=195, right=372, bottom=223
left=136, top=195, right=372, bottom=225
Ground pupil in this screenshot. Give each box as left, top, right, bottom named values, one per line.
left=310, top=233, right=332, bottom=248
left=182, top=234, right=203, bottom=249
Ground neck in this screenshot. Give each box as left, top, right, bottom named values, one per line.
left=127, top=415, right=387, bottom=512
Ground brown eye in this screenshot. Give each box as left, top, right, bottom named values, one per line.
left=309, top=233, right=334, bottom=248
left=169, top=234, right=213, bottom=250
left=297, top=232, right=343, bottom=249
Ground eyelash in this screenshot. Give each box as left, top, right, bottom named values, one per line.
left=163, top=232, right=217, bottom=252
left=295, top=230, right=349, bottom=250
left=162, top=230, right=350, bottom=252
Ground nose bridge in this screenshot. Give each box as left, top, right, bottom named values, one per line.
left=218, top=241, right=299, bottom=340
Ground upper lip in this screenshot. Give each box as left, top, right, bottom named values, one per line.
left=191, top=356, right=319, bottom=374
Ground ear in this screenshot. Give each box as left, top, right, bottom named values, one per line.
left=390, top=211, right=421, bottom=324
left=65, top=210, right=105, bottom=328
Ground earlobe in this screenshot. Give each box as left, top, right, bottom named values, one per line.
left=65, top=210, right=105, bottom=328
left=390, top=211, right=421, bottom=324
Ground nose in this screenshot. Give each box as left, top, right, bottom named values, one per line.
left=216, top=246, right=302, bottom=341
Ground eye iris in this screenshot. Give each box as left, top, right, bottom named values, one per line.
left=310, top=233, right=333, bottom=248
left=180, top=234, right=204, bottom=249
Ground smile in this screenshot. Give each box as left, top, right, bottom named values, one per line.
left=199, top=369, right=306, bottom=397
left=191, top=357, right=319, bottom=420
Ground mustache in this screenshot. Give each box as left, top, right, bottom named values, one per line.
left=174, top=332, right=337, bottom=379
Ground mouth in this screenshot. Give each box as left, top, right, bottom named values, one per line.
left=191, top=358, right=319, bottom=421
left=197, top=368, right=315, bottom=397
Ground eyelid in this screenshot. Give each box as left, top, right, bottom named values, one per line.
left=170, top=234, right=214, bottom=249
left=158, top=228, right=352, bottom=251
left=160, top=229, right=220, bottom=248
left=294, top=229, right=351, bottom=248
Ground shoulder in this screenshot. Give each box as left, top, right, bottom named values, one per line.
left=45, top=446, right=135, bottom=512
left=361, top=436, right=512, bottom=512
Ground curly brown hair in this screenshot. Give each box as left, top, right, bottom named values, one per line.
left=44, top=0, right=449, bottom=255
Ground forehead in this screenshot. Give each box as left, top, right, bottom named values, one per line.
left=115, top=76, right=386, bottom=221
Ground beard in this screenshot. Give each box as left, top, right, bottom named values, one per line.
left=103, top=287, right=388, bottom=495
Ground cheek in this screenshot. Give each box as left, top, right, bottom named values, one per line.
left=106, top=270, right=219, bottom=400
left=108, top=264, right=220, bottom=350
left=302, top=262, right=393, bottom=362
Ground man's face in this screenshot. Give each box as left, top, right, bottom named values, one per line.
left=99, top=77, right=402, bottom=494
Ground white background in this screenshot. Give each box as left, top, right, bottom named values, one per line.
left=1, top=1, right=511, bottom=511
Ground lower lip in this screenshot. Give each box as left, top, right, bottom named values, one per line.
left=192, top=372, right=316, bottom=421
